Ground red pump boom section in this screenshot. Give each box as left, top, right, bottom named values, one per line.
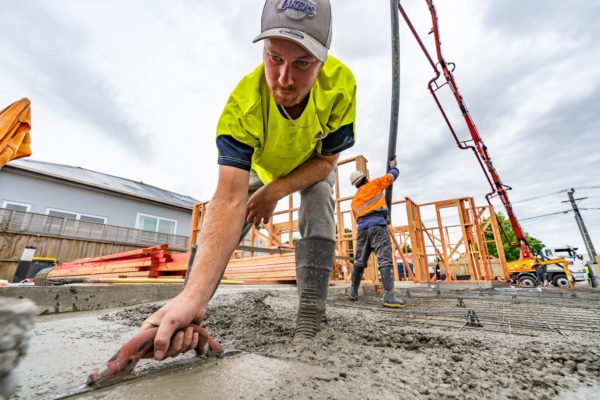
left=397, top=0, right=534, bottom=260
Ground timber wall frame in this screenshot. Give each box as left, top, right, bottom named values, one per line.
left=390, top=197, right=510, bottom=283
left=190, top=156, right=509, bottom=284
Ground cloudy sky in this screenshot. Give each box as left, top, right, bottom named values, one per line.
left=1, top=0, right=599, bottom=258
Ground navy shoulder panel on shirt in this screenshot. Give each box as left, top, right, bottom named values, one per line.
left=321, top=123, right=354, bottom=156
left=216, top=135, right=254, bottom=171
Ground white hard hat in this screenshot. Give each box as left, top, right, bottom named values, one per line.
left=350, top=171, right=365, bottom=186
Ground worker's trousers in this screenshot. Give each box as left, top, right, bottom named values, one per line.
left=239, top=169, right=337, bottom=243
left=353, top=225, right=393, bottom=270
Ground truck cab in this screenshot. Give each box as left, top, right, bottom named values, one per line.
left=540, top=246, right=588, bottom=283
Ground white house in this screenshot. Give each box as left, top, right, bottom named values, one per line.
left=0, top=159, right=198, bottom=238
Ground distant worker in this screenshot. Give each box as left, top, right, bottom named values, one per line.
left=585, top=265, right=591, bottom=286
left=434, top=260, right=441, bottom=282
left=535, top=262, right=548, bottom=287
left=345, top=160, right=406, bottom=308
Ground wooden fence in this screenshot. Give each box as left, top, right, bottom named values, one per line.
left=0, top=208, right=189, bottom=281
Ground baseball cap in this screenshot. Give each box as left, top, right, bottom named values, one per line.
left=253, top=0, right=332, bottom=62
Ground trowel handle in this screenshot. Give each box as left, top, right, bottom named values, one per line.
left=192, top=324, right=224, bottom=357
left=86, top=324, right=223, bottom=386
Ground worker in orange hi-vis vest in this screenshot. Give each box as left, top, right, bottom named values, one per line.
left=346, top=159, right=406, bottom=308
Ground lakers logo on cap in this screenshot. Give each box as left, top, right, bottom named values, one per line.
left=279, top=29, right=304, bottom=39
left=277, top=0, right=317, bottom=20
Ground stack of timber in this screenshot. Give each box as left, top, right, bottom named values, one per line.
left=222, top=252, right=297, bottom=284
left=43, top=245, right=299, bottom=285
left=45, top=245, right=189, bottom=284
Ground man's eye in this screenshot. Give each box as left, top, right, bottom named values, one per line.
left=270, top=54, right=283, bottom=63
left=295, top=60, right=310, bottom=68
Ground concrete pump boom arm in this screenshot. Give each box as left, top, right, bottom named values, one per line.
left=396, top=0, right=534, bottom=259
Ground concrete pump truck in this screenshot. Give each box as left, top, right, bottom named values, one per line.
left=396, top=0, right=586, bottom=287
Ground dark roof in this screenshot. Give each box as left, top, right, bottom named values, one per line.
left=6, top=159, right=198, bottom=209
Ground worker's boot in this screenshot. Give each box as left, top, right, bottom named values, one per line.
left=380, top=266, right=407, bottom=308
left=344, top=265, right=364, bottom=301
left=295, top=236, right=335, bottom=339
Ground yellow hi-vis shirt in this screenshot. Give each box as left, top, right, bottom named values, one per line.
left=216, top=55, right=356, bottom=184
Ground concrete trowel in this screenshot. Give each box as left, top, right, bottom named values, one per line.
left=57, top=324, right=238, bottom=398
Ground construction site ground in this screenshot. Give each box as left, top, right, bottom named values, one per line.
left=8, top=284, right=600, bottom=400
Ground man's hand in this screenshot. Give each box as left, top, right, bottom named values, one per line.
left=140, top=292, right=206, bottom=361
left=246, top=184, right=281, bottom=226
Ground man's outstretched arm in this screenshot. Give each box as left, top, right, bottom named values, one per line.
left=141, top=165, right=249, bottom=360
left=246, top=152, right=339, bottom=226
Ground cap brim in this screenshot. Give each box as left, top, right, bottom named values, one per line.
left=253, top=28, right=328, bottom=62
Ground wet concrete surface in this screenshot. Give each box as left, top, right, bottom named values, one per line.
left=10, top=287, right=600, bottom=399
left=11, top=311, right=134, bottom=399
left=73, top=353, right=349, bottom=400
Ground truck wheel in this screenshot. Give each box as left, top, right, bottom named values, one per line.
left=553, top=275, right=569, bottom=288
left=519, top=275, right=537, bottom=287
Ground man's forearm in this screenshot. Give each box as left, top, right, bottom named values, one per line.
left=268, top=155, right=336, bottom=199
left=183, top=196, right=246, bottom=306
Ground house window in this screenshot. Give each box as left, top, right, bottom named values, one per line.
left=79, top=215, right=106, bottom=224
left=2, top=201, right=31, bottom=212
left=46, top=208, right=107, bottom=224
left=158, top=219, right=176, bottom=234
left=136, top=213, right=177, bottom=235
left=48, top=210, right=77, bottom=220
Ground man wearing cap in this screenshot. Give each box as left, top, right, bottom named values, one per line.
left=142, top=0, right=356, bottom=359
left=346, top=161, right=406, bottom=308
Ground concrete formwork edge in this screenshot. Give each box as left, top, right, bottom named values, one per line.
left=0, top=281, right=511, bottom=316
left=0, top=285, right=183, bottom=315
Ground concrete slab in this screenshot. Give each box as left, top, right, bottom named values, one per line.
left=9, top=288, right=600, bottom=400
left=1, top=281, right=596, bottom=319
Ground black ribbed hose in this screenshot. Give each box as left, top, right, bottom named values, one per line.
left=385, top=0, right=401, bottom=223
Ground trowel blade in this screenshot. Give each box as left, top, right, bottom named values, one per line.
left=55, top=383, right=96, bottom=399
left=219, top=348, right=242, bottom=358
left=56, top=350, right=242, bottom=399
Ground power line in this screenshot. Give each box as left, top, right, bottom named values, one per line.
left=511, top=191, right=563, bottom=204
left=510, top=186, right=600, bottom=205
left=518, top=207, right=600, bottom=224
left=521, top=213, right=572, bottom=226
left=521, top=210, right=570, bottom=221
left=560, top=186, right=600, bottom=192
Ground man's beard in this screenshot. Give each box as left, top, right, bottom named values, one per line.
left=271, top=84, right=300, bottom=107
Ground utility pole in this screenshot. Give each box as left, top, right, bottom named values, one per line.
left=564, top=188, right=598, bottom=287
